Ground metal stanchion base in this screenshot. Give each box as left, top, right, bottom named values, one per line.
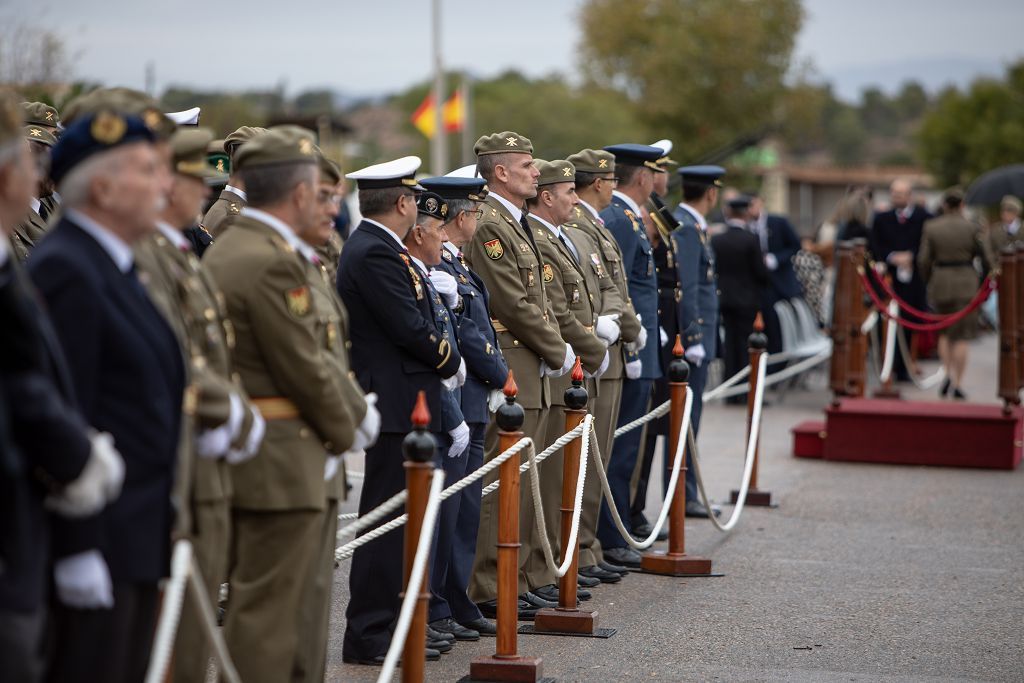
left=519, top=624, right=616, bottom=639
left=640, top=551, right=712, bottom=576
left=468, top=655, right=545, bottom=683
left=730, top=489, right=774, bottom=507
left=531, top=607, right=600, bottom=636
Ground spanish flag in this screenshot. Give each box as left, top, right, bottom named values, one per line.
left=411, top=91, right=465, bottom=139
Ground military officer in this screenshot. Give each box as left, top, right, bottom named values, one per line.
left=463, top=132, right=574, bottom=617
left=338, top=156, right=463, bottom=665
left=203, top=126, right=374, bottom=683
left=311, top=154, right=345, bottom=282
left=420, top=174, right=508, bottom=638
left=9, top=125, right=56, bottom=261
left=21, top=102, right=62, bottom=222
left=595, top=143, right=660, bottom=568
left=565, top=148, right=642, bottom=582
left=672, top=165, right=724, bottom=518
left=202, top=125, right=266, bottom=237
left=990, top=194, right=1024, bottom=254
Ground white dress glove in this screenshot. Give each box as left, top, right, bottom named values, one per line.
left=636, top=325, right=648, bottom=351
left=54, top=550, right=114, bottom=609
left=659, top=326, right=669, bottom=347
left=764, top=253, right=779, bottom=271
left=196, top=393, right=245, bottom=459
left=428, top=269, right=459, bottom=308
left=456, top=357, right=467, bottom=387
left=585, top=350, right=611, bottom=379
left=324, top=455, right=341, bottom=481
left=448, top=421, right=470, bottom=458
left=595, top=314, right=621, bottom=346
left=488, top=388, right=505, bottom=413
left=46, top=432, right=124, bottom=518
left=441, top=359, right=465, bottom=391
left=684, top=343, right=707, bottom=367
left=625, top=359, right=643, bottom=379
left=226, top=406, right=265, bottom=464
left=543, top=343, right=576, bottom=377
left=351, top=393, right=381, bottom=452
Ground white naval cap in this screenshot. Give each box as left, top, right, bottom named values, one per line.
left=346, top=155, right=424, bottom=190
left=165, top=107, right=201, bottom=126
left=650, top=139, right=673, bottom=155
left=650, top=138, right=677, bottom=168
left=445, top=163, right=481, bottom=178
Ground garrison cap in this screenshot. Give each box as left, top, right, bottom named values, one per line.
left=207, top=138, right=230, bottom=175
left=419, top=175, right=488, bottom=202
left=678, top=164, right=726, bottom=188
left=650, top=138, right=678, bottom=170
left=603, top=143, right=662, bottom=171
left=566, top=148, right=615, bottom=174
left=1000, top=195, right=1022, bottom=213
left=0, top=91, right=22, bottom=151
left=416, top=191, right=449, bottom=220
left=50, top=111, right=155, bottom=185
left=233, top=125, right=317, bottom=171
left=22, top=101, right=60, bottom=128
left=317, top=153, right=342, bottom=185
left=63, top=87, right=176, bottom=140
left=474, top=131, right=533, bottom=156
left=170, top=127, right=226, bottom=181
left=25, top=125, right=57, bottom=147
left=533, top=158, right=576, bottom=187
left=224, top=126, right=267, bottom=157
left=346, top=155, right=424, bottom=190
left=166, top=107, right=200, bottom=126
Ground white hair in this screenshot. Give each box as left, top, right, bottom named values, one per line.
left=57, top=149, right=125, bottom=209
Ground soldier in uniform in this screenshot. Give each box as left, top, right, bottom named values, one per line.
left=672, top=165, right=725, bottom=518
left=463, top=132, right=574, bottom=617
left=595, top=143, right=661, bottom=567
left=311, top=154, right=345, bottom=283
left=565, top=148, right=643, bottom=582
left=202, top=125, right=266, bottom=237
left=420, top=174, right=508, bottom=637
left=338, top=156, right=463, bottom=665
left=989, top=194, right=1024, bottom=254
left=9, top=125, right=56, bottom=261
left=203, top=127, right=373, bottom=683
left=525, top=158, right=609, bottom=601
left=21, top=102, right=62, bottom=222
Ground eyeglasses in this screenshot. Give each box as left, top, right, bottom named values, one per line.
left=461, top=208, right=484, bottom=219
left=316, top=190, right=342, bottom=206
left=599, top=176, right=620, bottom=187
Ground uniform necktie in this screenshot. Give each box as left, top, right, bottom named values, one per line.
left=38, top=200, right=50, bottom=222
left=558, top=232, right=579, bottom=263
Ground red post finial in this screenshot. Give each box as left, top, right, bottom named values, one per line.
left=503, top=369, right=518, bottom=398
left=410, top=390, right=430, bottom=428
left=753, top=312, right=765, bottom=333
left=672, top=334, right=684, bottom=358
left=571, top=355, right=584, bottom=382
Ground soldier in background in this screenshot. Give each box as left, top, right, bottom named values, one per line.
left=311, top=154, right=345, bottom=283
left=9, top=125, right=56, bottom=261
left=202, top=125, right=266, bottom=237
left=989, top=194, right=1024, bottom=254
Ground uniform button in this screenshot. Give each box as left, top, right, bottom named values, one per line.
left=324, top=441, right=334, bottom=451
left=513, top=340, right=519, bottom=346
left=204, top=307, right=216, bottom=321
left=716, top=289, right=722, bottom=296
left=345, top=340, right=352, bottom=349
left=658, top=309, right=662, bottom=315
left=698, top=318, right=704, bottom=324
left=299, top=428, right=310, bottom=438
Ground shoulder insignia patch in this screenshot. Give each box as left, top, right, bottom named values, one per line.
left=442, top=249, right=453, bottom=262
left=484, top=238, right=504, bottom=260
left=542, top=263, right=554, bottom=283
left=624, top=209, right=640, bottom=232
left=286, top=285, right=311, bottom=317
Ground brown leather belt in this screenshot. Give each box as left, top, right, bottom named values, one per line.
left=251, top=397, right=300, bottom=420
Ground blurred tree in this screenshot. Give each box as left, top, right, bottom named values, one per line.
left=294, top=89, right=334, bottom=114
left=828, top=106, right=868, bottom=165
left=859, top=86, right=898, bottom=136
left=578, top=0, right=802, bottom=163
left=893, top=81, right=929, bottom=121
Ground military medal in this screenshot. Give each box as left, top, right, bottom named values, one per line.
left=285, top=285, right=311, bottom=317
left=542, top=263, right=554, bottom=283
left=572, top=288, right=581, bottom=304
left=326, top=322, right=337, bottom=349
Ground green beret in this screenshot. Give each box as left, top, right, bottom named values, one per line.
left=1000, top=195, right=1022, bottom=213
left=474, top=131, right=533, bottom=156
left=25, top=125, right=57, bottom=147
left=234, top=125, right=317, bottom=171
left=224, top=126, right=266, bottom=157
left=566, top=148, right=615, bottom=175
left=171, top=127, right=226, bottom=181
left=207, top=138, right=230, bottom=175
left=533, top=158, right=576, bottom=187
left=317, top=153, right=342, bottom=184
left=0, top=90, right=22, bottom=150
left=63, top=88, right=176, bottom=140
left=21, top=101, right=59, bottom=128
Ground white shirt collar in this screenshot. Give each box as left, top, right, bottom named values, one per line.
left=443, top=241, right=460, bottom=257
left=155, top=221, right=190, bottom=250
left=1007, top=218, right=1020, bottom=235
left=29, top=197, right=41, bottom=215
left=530, top=213, right=561, bottom=238
left=677, top=202, right=708, bottom=230
left=360, top=217, right=407, bottom=250
left=490, top=192, right=524, bottom=222
left=66, top=209, right=134, bottom=273
left=408, top=254, right=429, bottom=276
left=612, top=190, right=641, bottom=216
left=242, top=207, right=319, bottom=264
left=577, top=198, right=601, bottom=221
left=225, top=185, right=247, bottom=202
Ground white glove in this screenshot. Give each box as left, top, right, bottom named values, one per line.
left=442, top=360, right=464, bottom=391
left=636, top=325, right=648, bottom=351
left=351, top=392, right=381, bottom=452
left=764, top=253, right=779, bottom=271
left=585, top=350, right=610, bottom=379
left=659, top=326, right=669, bottom=347
left=226, top=406, right=265, bottom=464
left=429, top=269, right=459, bottom=308
left=896, top=266, right=912, bottom=283
left=324, top=455, right=341, bottom=481
left=196, top=392, right=244, bottom=459
left=488, top=388, right=505, bottom=413
left=455, top=357, right=467, bottom=387
left=595, top=314, right=621, bottom=346
left=54, top=550, right=114, bottom=609
left=448, top=421, right=470, bottom=458
left=684, top=343, right=706, bottom=367
left=46, top=432, right=125, bottom=518
left=543, top=343, right=576, bottom=377
left=625, top=359, right=642, bottom=379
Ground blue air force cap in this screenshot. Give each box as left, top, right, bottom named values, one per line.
left=418, top=175, right=488, bottom=202
left=677, top=164, right=725, bottom=188
left=50, top=111, right=156, bottom=185
left=603, top=143, right=663, bottom=171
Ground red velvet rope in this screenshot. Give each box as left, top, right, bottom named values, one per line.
left=865, top=266, right=953, bottom=321
left=857, top=269, right=995, bottom=332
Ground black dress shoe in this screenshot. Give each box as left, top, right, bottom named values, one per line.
left=521, top=590, right=558, bottom=608
left=529, top=584, right=560, bottom=603
left=940, top=378, right=951, bottom=397
left=577, top=573, right=600, bottom=588
left=603, top=546, right=642, bottom=568
left=952, top=387, right=967, bottom=400
left=343, top=649, right=441, bottom=665
left=477, top=598, right=539, bottom=620
left=430, top=617, right=480, bottom=641
left=427, top=636, right=453, bottom=653
left=580, top=564, right=621, bottom=583
left=577, top=587, right=592, bottom=601
left=458, top=616, right=497, bottom=636
left=598, top=560, right=629, bottom=576
left=632, top=521, right=652, bottom=536
left=685, top=500, right=720, bottom=518
left=426, top=624, right=456, bottom=642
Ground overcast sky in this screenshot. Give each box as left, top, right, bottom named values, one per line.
left=8, top=0, right=1024, bottom=101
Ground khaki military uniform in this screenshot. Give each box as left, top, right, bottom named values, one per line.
left=989, top=221, right=1024, bottom=255
left=9, top=208, right=48, bottom=262
left=465, top=194, right=567, bottom=601
left=313, top=229, right=344, bottom=286
left=202, top=187, right=245, bottom=238
left=918, top=214, right=988, bottom=341
left=204, top=212, right=366, bottom=683
left=568, top=203, right=641, bottom=566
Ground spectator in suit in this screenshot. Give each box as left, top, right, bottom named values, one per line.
left=748, top=192, right=804, bottom=361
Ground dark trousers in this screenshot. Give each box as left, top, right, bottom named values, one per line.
left=46, top=581, right=159, bottom=683
left=437, top=422, right=486, bottom=624
left=597, top=378, right=652, bottom=549
left=660, top=358, right=708, bottom=503
left=1, top=607, right=44, bottom=683
left=721, top=306, right=758, bottom=397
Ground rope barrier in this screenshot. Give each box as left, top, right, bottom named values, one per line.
left=613, top=400, right=669, bottom=438
left=145, top=541, right=193, bottom=683
left=376, top=468, right=446, bottom=683
left=857, top=267, right=994, bottom=332
left=185, top=559, right=241, bottom=683
left=710, top=346, right=831, bottom=399
left=867, top=265, right=994, bottom=322
left=895, top=321, right=947, bottom=390
left=861, top=311, right=879, bottom=335
left=880, top=299, right=898, bottom=384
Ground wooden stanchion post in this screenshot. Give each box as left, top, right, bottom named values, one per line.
left=641, top=336, right=712, bottom=577
left=533, top=358, right=599, bottom=635
left=470, top=371, right=544, bottom=682
left=829, top=242, right=852, bottom=405
left=847, top=240, right=869, bottom=397
left=873, top=272, right=902, bottom=399
left=997, top=249, right=1020, bottom=413
left=1015, top=245, right=1024, bottom=394
left=731, top=313, right=773, bottom=507
left=401, top=391, right=435, bottom=683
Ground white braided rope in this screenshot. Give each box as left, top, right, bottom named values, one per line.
left=335, top=488, right=408, bottom=540
left=144, top=541, right=193, bottom=683
left=862, top=310, right=880, bottom=335
left=480, top=424, right=586, bottom=498
left=613, top=400, right=670, bottom=438
left=703, top=364, right=752, bottom=401
left=896, top=321, right=947, bottom=390
left=880, top=299, right=898, bottom=384
left=185, top=557, right=241, bottom=682
left=376, top=469, right=446, bottom=683
left=711, top=346, right=831, bottom=399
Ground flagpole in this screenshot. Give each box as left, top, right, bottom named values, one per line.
left=461, top=74, right=473, bottom=167
left=431, top=0, right=447, bottom=175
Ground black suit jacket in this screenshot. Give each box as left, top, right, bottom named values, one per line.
left=870, top=206, right=933, bottom=309
left=761, top=214, right=803, bottom=302
left=712, top=223, right=770, bottom=311
left=28, top=217, right=185, bottom=583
